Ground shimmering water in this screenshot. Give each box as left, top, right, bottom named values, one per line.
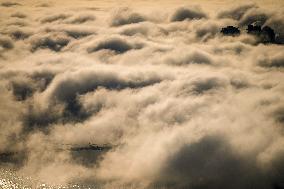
left=0, top=168, right=166, bottom=189
left=0, top=169, right=96, bottom=189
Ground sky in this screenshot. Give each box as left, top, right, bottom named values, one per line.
left=0, top=0, right=284, bottom=189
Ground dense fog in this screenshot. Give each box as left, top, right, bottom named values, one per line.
left=0, top=1, right=284, bottom=188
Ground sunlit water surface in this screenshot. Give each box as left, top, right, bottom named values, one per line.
left=0, top=169, right=98, bottom=189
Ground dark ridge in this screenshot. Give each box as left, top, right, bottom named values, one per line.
left=68, top=143, right=114, bottom=167
left=247, top=24, right=262, bottom=34
left=261, top=26, right=276, bottom=43
left=220, top=24, right=280, bottom=44
left=247, top=24, right=276, bottom=44
left=69, top=143, right=113, bottom=151
left=220, top=26, right=240, bottom=36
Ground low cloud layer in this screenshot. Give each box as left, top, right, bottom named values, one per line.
left=110, top=8, right=147, bottom=27
left=0, top=1, right=284, bottom=189
left=170, top=6, right=207, bottom=22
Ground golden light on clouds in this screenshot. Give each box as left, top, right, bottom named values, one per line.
left=0, top=0, right=284, bottom=189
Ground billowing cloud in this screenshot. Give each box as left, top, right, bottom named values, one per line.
left=30, top=32, right=71, bottom=52
left=0, top=1, right=284, bottom=189
left=11, top=12, right=27, bottom=18
left=66, top=14, right=96, bottom=24
left=2, top=27, right=33, bottom=40
left=0, top=36, right=13, bottom=50
left=170, top=6, right=207, bottom=22
left=110, top=8, right=147, bottom=27
left=87, top=37, right=144, bottom=54
left=44, top=25, right=96, bottom=39
left=257, top=53, right=284, bottom=68
left=1, top=2, right=20, bottom=7
left=239, top=8, right=271, bottom=26
left=217, top=3, right=256, bottom=20
left=162, top=48, right=214, bottom=66
left=41, top=14, right=71, bottom=24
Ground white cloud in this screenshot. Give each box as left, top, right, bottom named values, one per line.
left=0, top=2, right=284, bottom=189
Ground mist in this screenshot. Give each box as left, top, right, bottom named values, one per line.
left=0, top=0, right=284, bottom=188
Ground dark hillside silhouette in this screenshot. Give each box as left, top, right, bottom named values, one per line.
left=221, top=26, right=240, bottom=36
